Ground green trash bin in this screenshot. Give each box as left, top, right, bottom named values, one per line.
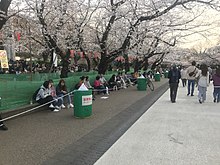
left=74, top=90, right=92, bottom=118
left=137, top=78, right=147, bottom=91
left=154, top=73, right=161, bottom=81
left=164, top=71, right=169, bottom=78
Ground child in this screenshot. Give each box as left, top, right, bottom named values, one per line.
left=212, top=67, right=220, bottom=103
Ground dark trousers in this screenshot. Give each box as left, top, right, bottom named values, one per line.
left=94, top=85, right=106, bottom=94
left=170, top=83, right=178, bottom=102
left=37, top=95, right=53, bottom=105
left=188, top=79, right=195, bottom=95
left=37, top=95, right=62, bottom=108
left=213, top=87, right=220, bottom=102
left=181, top=79, right=187, bottom=87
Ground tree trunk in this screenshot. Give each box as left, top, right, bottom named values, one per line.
left=85, top=56, right=91, bottom=72
left=151, top=61, right=157, bottom=70
left=60, top=58, right=69, bottom=78
left=79, top=48, right=91, bottom=72
left=134, top=58, right=140, bottom=72
left=0, top=0, right=12, bottom=30
left=124, top=54, right=130, bottom=73
left=59, top=49, right=71, bottom=78
left=98, top=53, right=108, bottom=74
left=143, top=57, right=149, bottom=71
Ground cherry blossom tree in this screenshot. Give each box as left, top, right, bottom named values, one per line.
left=94, top=0, right=220, bottom=74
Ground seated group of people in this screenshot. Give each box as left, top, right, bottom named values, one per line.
left=75, top=73, right=133, bottom=96
left=34, top=72, right=137, bottom=112
left=35, top=79, right=74, bottom=112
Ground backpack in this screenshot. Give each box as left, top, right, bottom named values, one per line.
left=32, top=88, right=41, bottom=102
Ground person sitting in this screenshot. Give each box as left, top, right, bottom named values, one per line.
left=84, top=76, right=95, bottom=100
left=75, top=76, right=85, bottom=90
left=116, top=72, right=126, bottom=89
left=122, top=72, right=133, bottom=86
left=35, top=80, right=60, bottom=112
left=48, top=79, right=63, bottom=109
left=128, top=72, right=138, bottom=85
left=108, top=74, right=118, bottom=90
left=99, top=74, right=109, bottom=87
left=94, top=75, right=108, bottom=94
left=56, top=79, right=74, bottom=109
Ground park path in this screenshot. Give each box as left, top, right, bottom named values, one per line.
left=95, top=82, right=220, bottom=165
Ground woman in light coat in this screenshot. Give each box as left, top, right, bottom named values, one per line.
left=197, top=64, right=209, bottom=104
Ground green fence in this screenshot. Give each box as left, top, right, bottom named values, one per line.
left=0, top=72, right=114, bottom=112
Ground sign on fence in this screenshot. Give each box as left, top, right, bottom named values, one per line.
left=0, top=50, right=9, bottom=68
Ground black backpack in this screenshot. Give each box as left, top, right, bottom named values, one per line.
left=32, top=88, right=41, bottom=102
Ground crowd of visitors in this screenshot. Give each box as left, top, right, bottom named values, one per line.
left=0, top=59, right=88, bottom=74
left=168, top=60, right=219, bottom=104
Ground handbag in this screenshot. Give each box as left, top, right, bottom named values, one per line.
left=189, top=68, right=196, bottom=77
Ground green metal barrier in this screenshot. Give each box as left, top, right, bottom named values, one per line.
left=0, top=72, right=115, bottom=112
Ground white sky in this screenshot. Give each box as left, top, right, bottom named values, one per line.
left=177, top=9, right=220, bottom=51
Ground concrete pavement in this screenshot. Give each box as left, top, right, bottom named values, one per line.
left=94, top=83, right=220, bottom=165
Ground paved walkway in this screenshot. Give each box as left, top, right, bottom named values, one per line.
left=94, top=83, right=220, bottom=165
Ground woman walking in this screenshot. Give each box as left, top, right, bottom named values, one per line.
left=212, top=67, right=220, bottom=103
left=197, top=64, right=209, bottom=104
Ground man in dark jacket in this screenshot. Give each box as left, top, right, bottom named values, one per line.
left=168, top=64, right=181, bottom=103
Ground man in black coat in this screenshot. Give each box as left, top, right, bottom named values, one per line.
left=168, top=64, right=181, bottom=103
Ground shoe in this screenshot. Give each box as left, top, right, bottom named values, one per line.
left=69, top=103, right=74, bottom=108
left=49, top=104, right=55, bottom=108
left=61, top=104, right=66, bottom=108
left=191, top=94, right=194, bottom=96
left=55, top=106, right=60, bottom=109
left=53, top=109, right=60, bottom=112
left=0, top=125, right=8, bottom=131
left=171, top=100, right=176, bottom=103
left=199, top=99, right=202, bottom=104
left=187, top=93, right=190, bottom=96
left=214, top=99, right=216, bottom=103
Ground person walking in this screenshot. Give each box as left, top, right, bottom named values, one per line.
left=197, top=64, right=209, bottom=104
left=186, top=61, right=199, bottom=96
left=168, top=64, right=181, bottom=103
left=212, top=67, right=220, bottom=103
left=180, top=67, right=187, bottom=87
